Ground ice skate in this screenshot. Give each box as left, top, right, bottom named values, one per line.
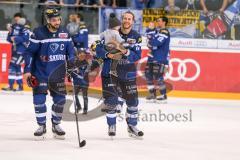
left=146, top=93, right=156, bottom=103
left=146, top=89, right=156, bottom=103
left=127, top=125, right=144, bottom=139
left=52, top=124, right=65, bottom=140
left=34, top=124, right=46, bottom=140
left=82, top=109, right=88, bottom=115
left=108, top=125, right=116, bottom=138
left=15, top=85, right=23, bottom=91
left=1, top=86, right=14, bottom=91
left=156, top=94, right=167, bottom=104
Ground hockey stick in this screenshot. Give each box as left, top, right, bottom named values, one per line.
left=71, top=75, right=86, bottom=148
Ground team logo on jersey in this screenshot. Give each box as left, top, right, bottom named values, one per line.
left=15, top=26, right=21, bottom=29
left=127, top=38, right=136, bottom=44
left=50, top=43, right=59, bottom=53
left=59, top=33, right=68, bottom=38
left=49, top=54, right=66, bottom=62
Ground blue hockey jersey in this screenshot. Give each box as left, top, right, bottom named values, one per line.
left=148, top=28, right=170, bottom=65
left=7, top=23, right=30, bottom=55
left=145, top=27, right=156, bottom=40
left=72, top=23, right=88, bottom=49
left=24, top=25, right=75, bottom=82
left=96, top=29, right=142, bottom=80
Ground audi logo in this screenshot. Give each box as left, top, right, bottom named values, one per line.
left=137, top=57, right=201, bottom=82
left=194, top=41, right=207, bottom=47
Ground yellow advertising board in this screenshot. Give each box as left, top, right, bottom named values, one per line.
left=143, top=8, right=200, bottom=28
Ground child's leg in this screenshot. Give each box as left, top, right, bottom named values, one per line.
left=81, top=86, right=88, bottom=112
left=110, top=60, right=119, bottom=77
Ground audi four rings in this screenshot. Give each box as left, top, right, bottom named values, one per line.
left=137, top=57, right=200, bottom=82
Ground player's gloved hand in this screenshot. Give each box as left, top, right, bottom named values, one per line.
left=26, top=75, right=39, bottom=88
left=66, top=61, right=76, bottom=75
left=67, top=75, right=72, bottom=82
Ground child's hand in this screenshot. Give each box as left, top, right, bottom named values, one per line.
left=109, top=39, right=126, bottom=54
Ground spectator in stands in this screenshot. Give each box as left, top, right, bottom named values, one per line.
left=60, top=0, right=80, bottom=5
left=131, top=0, right=156, bottom=9
left=99, top=0, right=117, bottom=8
left=79, top=0, right=98, bottom=8
left=201, top=0, right=236, bottom=38
left=115, top=0, right=127, bottom=7
left=99, top=0, right=128, bottom=8
left=164, top=0, right=188, bottom=12
left=199, top=0, right=233, bottom=15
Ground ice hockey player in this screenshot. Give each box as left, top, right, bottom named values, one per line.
left=66, top=13, right=88, bottom=50
left=95, top=11, right=144, bottom=138
left=145, top=16, right=170, bottom=103
left=2, top=13, right=30, bottom=91
left=145, top=21, right=156, bottom=58
left=23, top=8, right=75, bottom=140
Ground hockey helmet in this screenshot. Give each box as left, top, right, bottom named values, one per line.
left=44, top=8, right=61, bottom=20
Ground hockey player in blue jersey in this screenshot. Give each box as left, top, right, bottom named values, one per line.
left=2, top=14, right=30, bottom=91
left=23, top=8, right=75, bottom=140
left=145, top=21, right=156, bottom=58
left=66, top=13, right=88, bottom=50
left=95, top=11, right=144, bottom=138
left=145, top=16, right=170, bottom=102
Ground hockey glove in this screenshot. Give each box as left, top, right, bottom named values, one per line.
left=66, top=61, right=76, bottom=75
left=27, top=76, right=39, bottom=88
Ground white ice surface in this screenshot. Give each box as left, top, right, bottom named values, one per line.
left=0, top=92, right=239, bottom=160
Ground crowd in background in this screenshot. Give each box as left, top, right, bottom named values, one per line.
left=0, top=0, right=235, bottom=10
left=0, top=0, right=238, bottom=38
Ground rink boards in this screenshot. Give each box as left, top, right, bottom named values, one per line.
left=0, top=37, right=240, bottom=99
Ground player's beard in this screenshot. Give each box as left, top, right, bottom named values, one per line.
left=52, top=24, right=60, bottom=30
left=48, top=23, right=60, bottom=32
left=122, top=22, right=132, bottom=30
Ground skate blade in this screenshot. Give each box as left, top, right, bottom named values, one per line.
left=53, top=134, right=65, bottom=140
left=34, top=135, right=46, bottom=141
left=128, top=133, right=143, bottom=140
left=108, top=133, right=116, bottom=140
left=156, top=100, right=167, bottom=104
left=110, top=136, right=114, bottom=140
left=146, top=99, right=156, bottom=103
left=0, top=90, right=24, bottom=95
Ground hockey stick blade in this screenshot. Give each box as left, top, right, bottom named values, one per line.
left=79, top=140, right=86, bottom=147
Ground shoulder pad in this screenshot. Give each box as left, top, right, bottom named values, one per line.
left=79, top=25, right=86, bottom=29
left=137, top=36, right=142, bottom=43
left=24, top=24, right=31, bottom=29
left=160, top=29, right=169, bottom=34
